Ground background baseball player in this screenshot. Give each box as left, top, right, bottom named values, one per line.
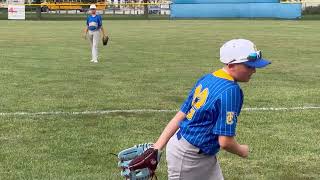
left=152, top=39, right=271, bottom=179
left=83, top=4, right=106, bottom=63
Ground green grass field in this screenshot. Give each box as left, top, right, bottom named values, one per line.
left=0, top=20, right=319, bottom=180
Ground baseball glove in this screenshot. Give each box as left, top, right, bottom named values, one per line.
left=118, top=143, right=161, bottom=180
left=102, top=35, right=109, bottom=46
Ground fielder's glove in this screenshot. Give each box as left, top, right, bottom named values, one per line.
left=118, top=143, right=161, bottom=180
left=102, top=35, right=109, bottom=46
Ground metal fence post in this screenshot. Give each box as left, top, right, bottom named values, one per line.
left=143, top=0, right=148, bottom=19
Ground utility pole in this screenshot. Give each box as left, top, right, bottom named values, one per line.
left=35, top=0, right=41, bottom=19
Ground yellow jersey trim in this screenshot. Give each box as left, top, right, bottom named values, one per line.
left=212, top=69, right=234, bottom=81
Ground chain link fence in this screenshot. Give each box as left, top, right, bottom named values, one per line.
left=0, top=3, right=170, bottom=20
left=1, top=1, right=320, bottom=20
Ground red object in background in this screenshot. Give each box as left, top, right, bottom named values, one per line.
left=8, top=7, right=17, bottom=13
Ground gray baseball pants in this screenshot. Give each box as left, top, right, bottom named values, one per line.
left=166, top=132, right=224, bottom=180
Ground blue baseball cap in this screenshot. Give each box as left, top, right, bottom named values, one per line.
left=220, top=39, right=271, bottom=68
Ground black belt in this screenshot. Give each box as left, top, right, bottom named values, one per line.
left=176, top=130, right=204, bottom=154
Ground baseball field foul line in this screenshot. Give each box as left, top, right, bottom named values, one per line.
left=0, top=106, right=319, bottom=116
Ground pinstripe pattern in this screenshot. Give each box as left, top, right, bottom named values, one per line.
left=179, top=69, right=243, bottom=155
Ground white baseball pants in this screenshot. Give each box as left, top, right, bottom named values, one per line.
left=88, top=30, right=100, bottom=62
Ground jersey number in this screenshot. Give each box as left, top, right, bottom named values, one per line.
left=186, top=85, right=209, bottom=120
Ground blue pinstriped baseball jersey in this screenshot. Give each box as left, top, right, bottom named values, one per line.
left=179, top=69, right=243, bottom=155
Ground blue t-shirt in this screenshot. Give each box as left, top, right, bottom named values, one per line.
left=86, top=15, right=102, bottom=31
left=179, top=69, right=244, bottom=155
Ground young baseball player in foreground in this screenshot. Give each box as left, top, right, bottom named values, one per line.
left=152, top=39, right=271, bottom=180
